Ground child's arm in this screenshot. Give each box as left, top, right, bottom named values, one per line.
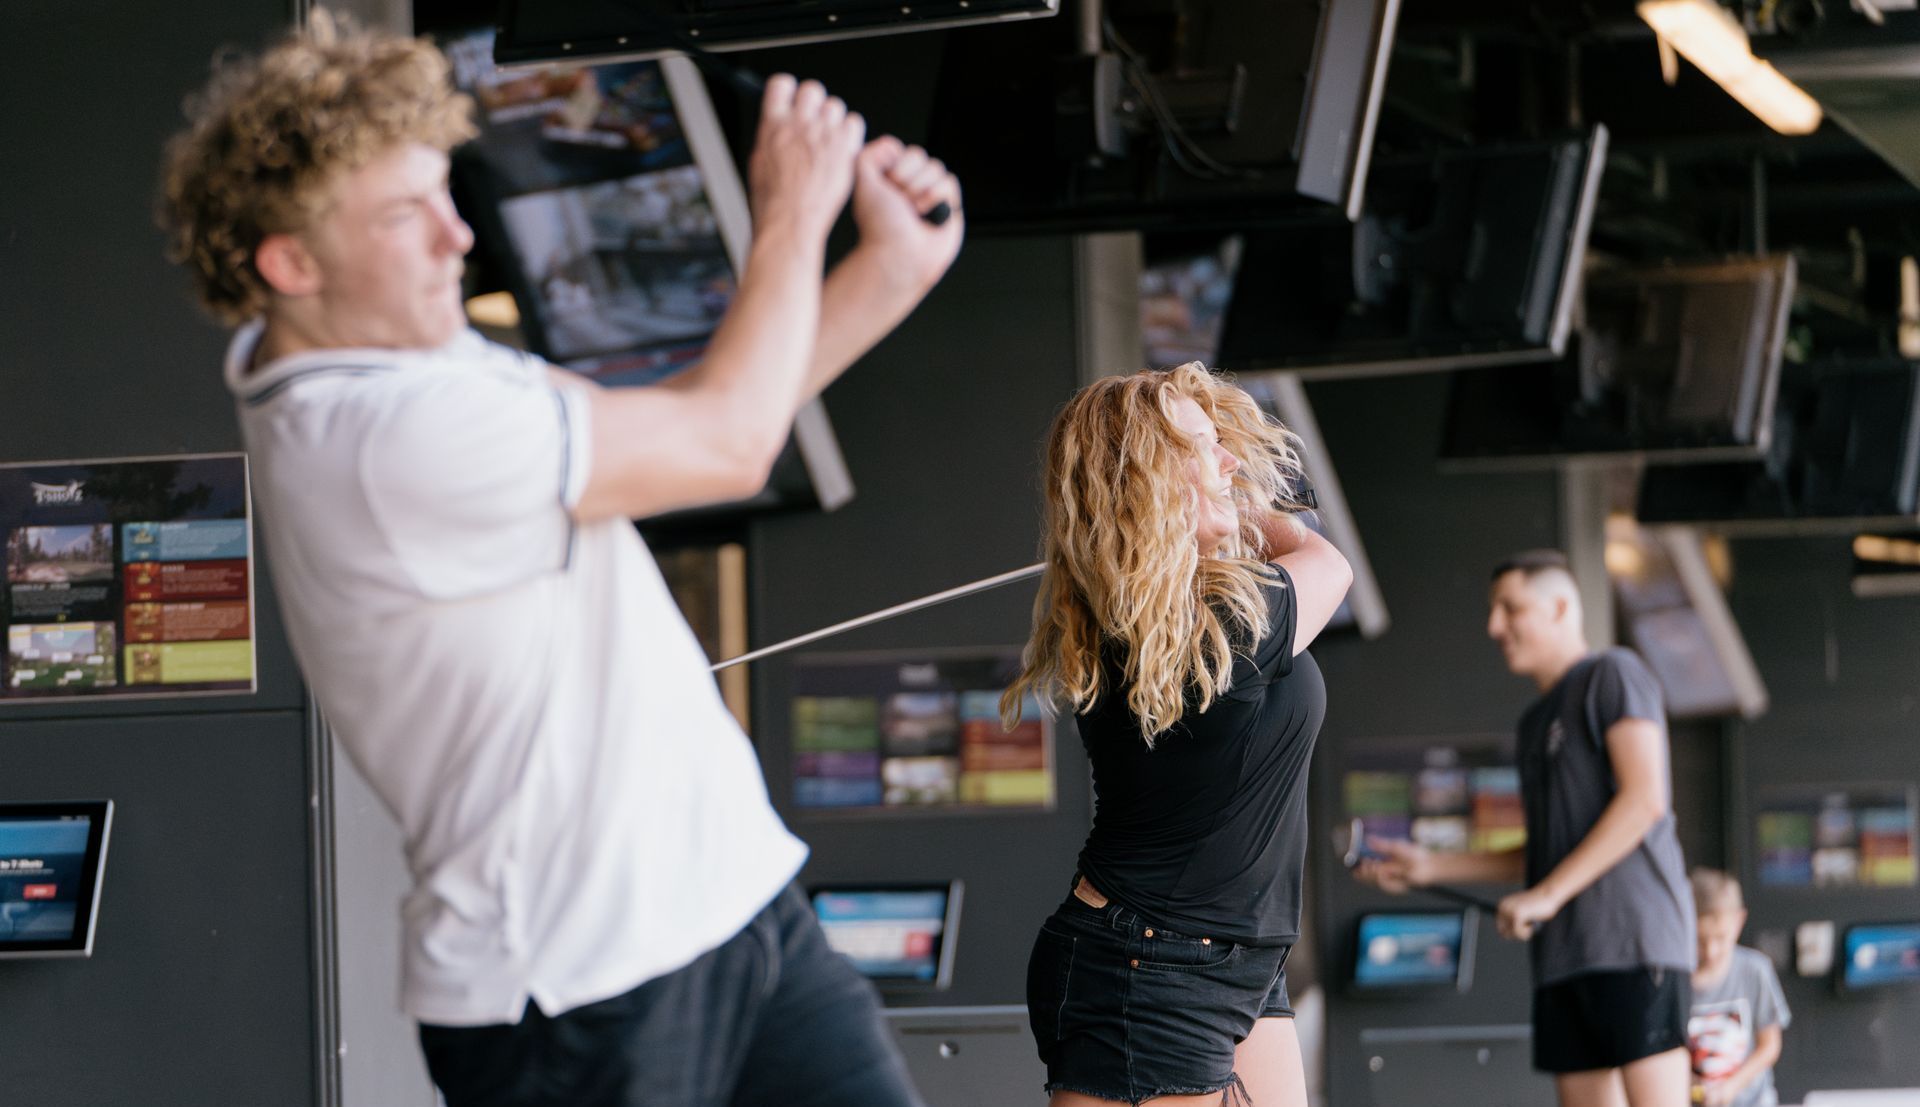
left=1701, top=1024, right=1783, bottom=1107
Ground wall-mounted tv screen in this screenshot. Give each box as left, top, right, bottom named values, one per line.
left=926, top=0, right=1397, bottom=231
left=436, top=29, right=853, bottom=527
left=810, top=881, right=963, bottom=988
left=1440, top=256, right=1796, bottom=471
left=1637, top=359, right=1920, bottom=534
left=1216, top=127, right=1606, bottom=379
left=1839, top=922, right=1920, bottom=991
left=1350, top=909, right=1475, bottom=992
left=0, top=800, right=112, bottom=959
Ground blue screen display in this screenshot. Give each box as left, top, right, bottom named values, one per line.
left=1353, top=912, right=1465, bottom=988
left=1842, top=923, right=1920, bottom=989
left=0, top=817, right=91, bottom=945
left=812, top=889, right=949, bottom=982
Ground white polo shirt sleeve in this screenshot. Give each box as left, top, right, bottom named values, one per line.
left=358, top=362, right=594, bottom=600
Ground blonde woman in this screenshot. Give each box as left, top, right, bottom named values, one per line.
left=1005, top=363, right=1352, bottom=1107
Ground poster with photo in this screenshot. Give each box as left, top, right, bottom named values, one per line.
left=0, top=455, right=254, bottom=701
left=1755, top=784, right=1917, bottom=889
left=442, top=28, right=739, bottom=386
left=1343, top=737, right=1525, bottom=854
left=790, top=650, right=1054, bottom=815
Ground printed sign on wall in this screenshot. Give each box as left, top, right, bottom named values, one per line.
left=1, top=455, right=255, bottom=701
left=790, top=649, right=1054, bottom=815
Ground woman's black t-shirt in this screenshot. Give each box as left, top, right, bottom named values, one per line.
left=1074, top=566, right=1326, bottom=946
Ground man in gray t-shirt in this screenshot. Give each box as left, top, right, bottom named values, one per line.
left=1516, top=645, right=1696, bottom=987
left=1358, top=550, right=1696, bottom=1107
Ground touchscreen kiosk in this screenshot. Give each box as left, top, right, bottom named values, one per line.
left=0, top=800, right=112, bottom=958
left=1350, top=909, right=1475, bottom=992
left=1840, top=922, right=1920, bottom=990
left=810, top=881, right=962, bottom=989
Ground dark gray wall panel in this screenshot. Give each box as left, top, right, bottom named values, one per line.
left=1726, top=538, right=1920, bottom=1101
left=0, top=711, right=316, bottom=1107
left=1, top=0, right=282, bottom=462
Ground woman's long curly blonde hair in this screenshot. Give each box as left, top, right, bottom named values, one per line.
left=158, top=10, right=477, bottom=324
left=1000, top=363, right=1310, bottom=745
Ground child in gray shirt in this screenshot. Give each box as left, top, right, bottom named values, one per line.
left=1688, top=868, right=1791, bottom=1107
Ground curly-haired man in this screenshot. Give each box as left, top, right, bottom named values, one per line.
left=160, top=12, right=962, bottom=1107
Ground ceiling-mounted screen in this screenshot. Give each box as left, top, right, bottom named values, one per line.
left=438, top=28, right=853, bottom=529
left=1215, top=127, right=1606, bottom=379
left=928, top=0, right=1398, bottom=231
left=1637, top=359, right=1920, bottom=535
left=1440, top=256, right=1795, bottom=471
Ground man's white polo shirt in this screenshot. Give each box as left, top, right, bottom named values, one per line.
left=225, top=323, right=808, bottom=1026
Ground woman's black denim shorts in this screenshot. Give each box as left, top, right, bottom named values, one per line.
left=1025, top=887, right=1293, bottom=1104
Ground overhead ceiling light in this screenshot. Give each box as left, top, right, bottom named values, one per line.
left=1854, top=532, right=1920, bottom=565
left=1636, top=0, right=1824, bottom=135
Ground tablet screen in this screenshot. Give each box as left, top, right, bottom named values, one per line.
left=0, top=800, right=112, bottom=958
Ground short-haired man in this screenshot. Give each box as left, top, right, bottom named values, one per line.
left=159, top=13, right=961, bottom=1107
left=1358, top=550, right=1696, bottom=1107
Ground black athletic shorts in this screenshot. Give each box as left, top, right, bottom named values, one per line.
left=1532, top=966, right=1691, bottom=1074
left=1026, top=888, right=1292, bottom=1103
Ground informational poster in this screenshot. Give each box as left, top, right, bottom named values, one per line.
left=1, top=455, right=254, bottom=701
left=1756, top=784, right=1917, bottom=889
left=1344, top=739, right=1525, bottom=855
left=790, top=650, right=1054, bottom=814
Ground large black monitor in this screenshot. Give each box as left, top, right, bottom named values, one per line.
left=1215, top=127, right=1606, bottom=379
left=437, top=29, right=854, bottom=528
left=927, top=0, right=1398, bottom=231
left=1441, top=257, right=1796, bottom=471
left=0, top=800, right=112, bottom=959
left=1637, top=359, right=1920, bottom=534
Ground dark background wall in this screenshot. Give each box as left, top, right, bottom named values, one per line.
left=0, top=2, right=326, bottom=1105
left=1726, top=538, right=1920, bottom=1102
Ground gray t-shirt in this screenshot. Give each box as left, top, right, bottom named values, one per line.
left=1516, top=648, right=1696, bottom=985
left=1690, top=946, right=1791, bottom=1107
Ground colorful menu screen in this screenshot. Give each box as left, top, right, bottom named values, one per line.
left=810, top=883, right=960, bottom=987
left=1, top=455, right=254, bottom=701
